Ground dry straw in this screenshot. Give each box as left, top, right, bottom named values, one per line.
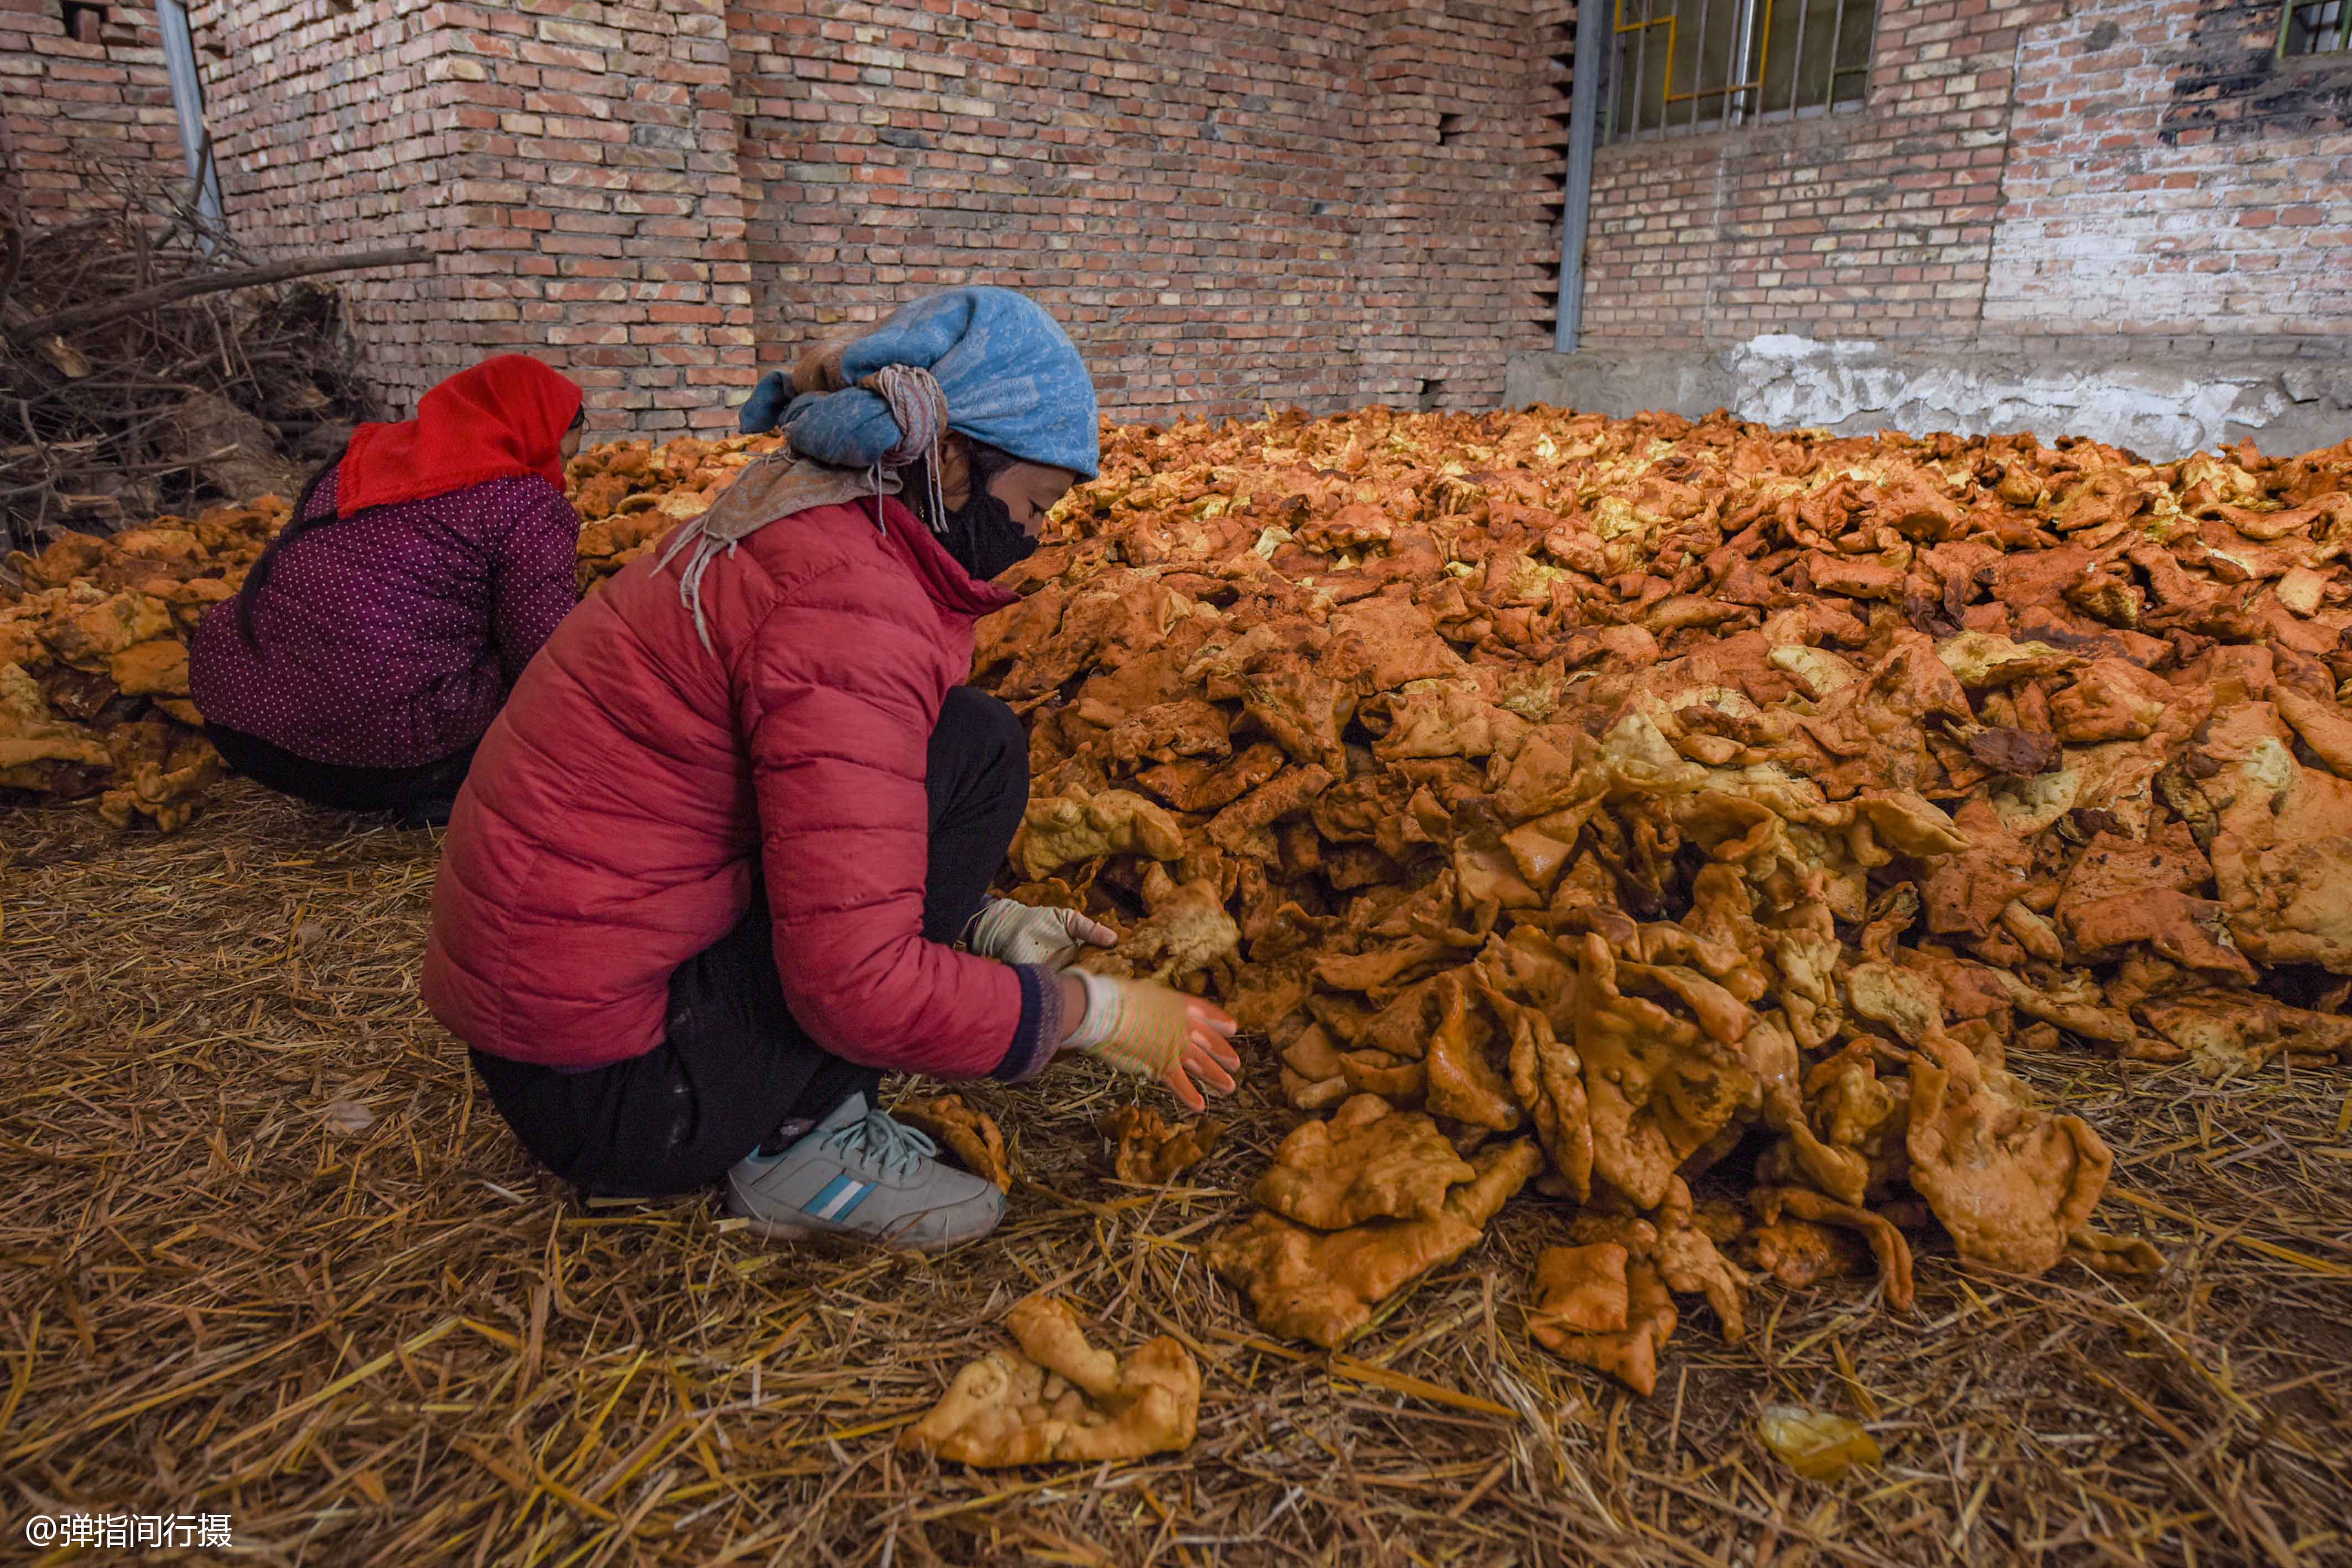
left=3, top=784, right=2348, bottom=1565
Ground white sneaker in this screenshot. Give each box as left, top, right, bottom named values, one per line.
left=723, top=1093, right=1005, bottom=1249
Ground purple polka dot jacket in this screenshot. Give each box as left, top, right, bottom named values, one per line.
left=189, top=465, right=584, bottom=768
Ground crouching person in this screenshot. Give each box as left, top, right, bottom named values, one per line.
left=421, top=289, right=1239, bottom=1248
left=190, top=356, right=589, bottom=829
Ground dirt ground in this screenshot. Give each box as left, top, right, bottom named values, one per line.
left=3, top=783, right=2349, bottom=1567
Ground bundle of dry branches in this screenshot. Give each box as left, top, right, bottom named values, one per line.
left=0, top=155, right=418, bottom=553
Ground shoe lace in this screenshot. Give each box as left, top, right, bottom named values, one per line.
left=819, top=1108, right=936, bottom=1181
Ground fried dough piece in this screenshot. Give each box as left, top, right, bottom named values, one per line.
left=1136, top=739, right=1288, bottom=814
left=1250, top=1094, right=1473, bottom=1228
left=11, top=529, right=106, bottom=590
left=2064, top=888, right=2254, bottom=979
left=0, top=661, right=113, bottom=789
left=1771, top=1040, right=1909, bottom=1205
left=1906, top=1033, right=2110, bottom=1274
left=1532, top=1242, right=1633, bottom=1333
left=1734, top=1013, right=1876, bottom=1206
left=1011, top=788, right=1187, bottom=879
left=1208, top=1140, right=1542, bottom=1348
left=2065, top=1226, right=2166, bottom=1277
left=1845, top=959, right=1949, bottom=1050
left=1078, top=865, right=1241, bottom=984
left=1206, top=763, right=1334, bottom=857
left=1921, top=800, right=2033, bottom=942
left=1487, top=979, right=1595, bottom=1197
left=107, top=637, right=190, bottom=697
left=1278, top=1021, right=1352, bottom=1109
left=964, top=587, right=1068, bottom=681
left=1569, top=1178, right=1751, bottom=1345
left=2049, top=659, right=2174, bottom=743
left=1316, top=936, right=1459, bottom=998
left=40, top=587, right=176, bottom=667
left=892, top=1095, right=1013, bottom=1191
left=2273, top=684, right=2352, bottom=779
left=1739, top=1216, right=1873, bottom=1291
left=2058, top=827, right=2211, bottom=909
left=900, top=1294, right=1199, bottom=1467
left=1372, top=684, right=1529, bottom=763
left=96, top=746, right=223, bottom=832
left=1390, top=969, right=1521, bottom=1131
left=1240, top=664, right=1354, bottom=770
left=2199, top=713, right=2352, bottom=972
left=1567, top=933, right=1759, bottom=1210
left=1099, top=1105, right=1225, bottom=1184
left=1331, top=592, right=1470, bottom=689
left=1751, top=1187, right=1915, bottom=1311
left=1095, top=697, right=1233, bottom=766
left=2136, top=993, right=2285, bottom=1076
left=1528, top=1246, right=1677, bottom=1396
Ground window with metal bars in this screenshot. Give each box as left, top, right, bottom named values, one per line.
left=1606, top=0, right=1879, bottom=140
left=2280, top=0, right=2351, bottom=56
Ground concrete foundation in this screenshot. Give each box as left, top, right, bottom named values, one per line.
left=1506, top=336, right=2352, bottom=460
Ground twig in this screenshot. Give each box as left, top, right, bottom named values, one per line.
left=9, top=247, right=431, bottom=345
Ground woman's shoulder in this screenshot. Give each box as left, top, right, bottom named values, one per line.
left=740, top=499, right=919, bottom=591
left=417, top=472, right=574, bottom=533
left=465, top=472, right=571, bottom=507
left=722, top=505, right=955, bottom=656
left=299, top=461, right=342, bottom=522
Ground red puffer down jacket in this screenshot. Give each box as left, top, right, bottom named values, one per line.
left=422, top=496, right=1046, bottom=1077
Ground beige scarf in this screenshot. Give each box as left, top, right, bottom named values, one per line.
left=658, top=363, right=949, bottom=650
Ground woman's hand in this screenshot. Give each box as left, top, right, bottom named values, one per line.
left=1162, top=993, right=1243, bottom=1111
left=1059, top=971, right=1241, bottom=1112
left=967, top=898, right=1117, bottom=970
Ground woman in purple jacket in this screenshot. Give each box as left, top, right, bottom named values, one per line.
left=190, top=356, right=587, bottom=826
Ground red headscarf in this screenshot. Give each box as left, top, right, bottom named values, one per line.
left=336, top=355, right=583, bottom=515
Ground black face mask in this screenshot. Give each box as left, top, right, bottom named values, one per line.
left=936, top=486, right=1038, bottom=583
left=925, top=468, right=1039, bottom=584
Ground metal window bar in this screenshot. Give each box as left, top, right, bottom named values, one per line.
left=1606, top=0, right=1877, bottom=141
left=2279, top=0, right=2352, bottom=56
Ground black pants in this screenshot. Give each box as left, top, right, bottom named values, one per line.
left=469, top=687, right=1031, bottom=1197
left=206, top=722, right=474, bottom=825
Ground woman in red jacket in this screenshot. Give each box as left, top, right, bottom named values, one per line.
left=423, top=290, right=1239, bottom=1247
left=190, top=356, right=587, bottom=828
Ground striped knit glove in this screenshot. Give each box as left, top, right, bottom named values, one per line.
left=1066, top=970, right=1241, bottom=1112
left=966, top=898, right=1117, bottom=971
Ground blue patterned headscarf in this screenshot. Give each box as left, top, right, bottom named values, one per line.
left=660, top=289, right=1099, bottom=650
left=740, top=287, right=1099, bottom=480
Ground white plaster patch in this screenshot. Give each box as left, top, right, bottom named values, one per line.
left=1718, top=335, right=2307, bottom=457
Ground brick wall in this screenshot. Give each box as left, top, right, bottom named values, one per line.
left=1981, top=0, right=2352, bottom=352
left=1354, top=2, right=1565, bottom=404
left=1571, top=0, right=2352, bottom=355
left=184, top=0, right=758, bottom=431
left=729, top=0, right=1368, bottom=415
left=1, top=0, right=176, bottom=217
left=729, top=0, right=1558, bottom=417
left=19, top=0, right=2339, bottom=427
left=428, top=0, right=758, bottom=433
left=9, top=0, right=1557, bottom=423
left=1578, top=0, right=2043, bottom=346
left=186, top=0, right=454, bottom=411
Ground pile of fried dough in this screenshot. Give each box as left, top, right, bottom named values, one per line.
left=0, top=435, right=784, bottom=828
left=0, top=505, right=277, bottom=829
left=568, top=433, right=785, bottom=592
left=975, top=407, right=2352, bottom=1392
left=9, top=404, right=2351, bottom=1393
